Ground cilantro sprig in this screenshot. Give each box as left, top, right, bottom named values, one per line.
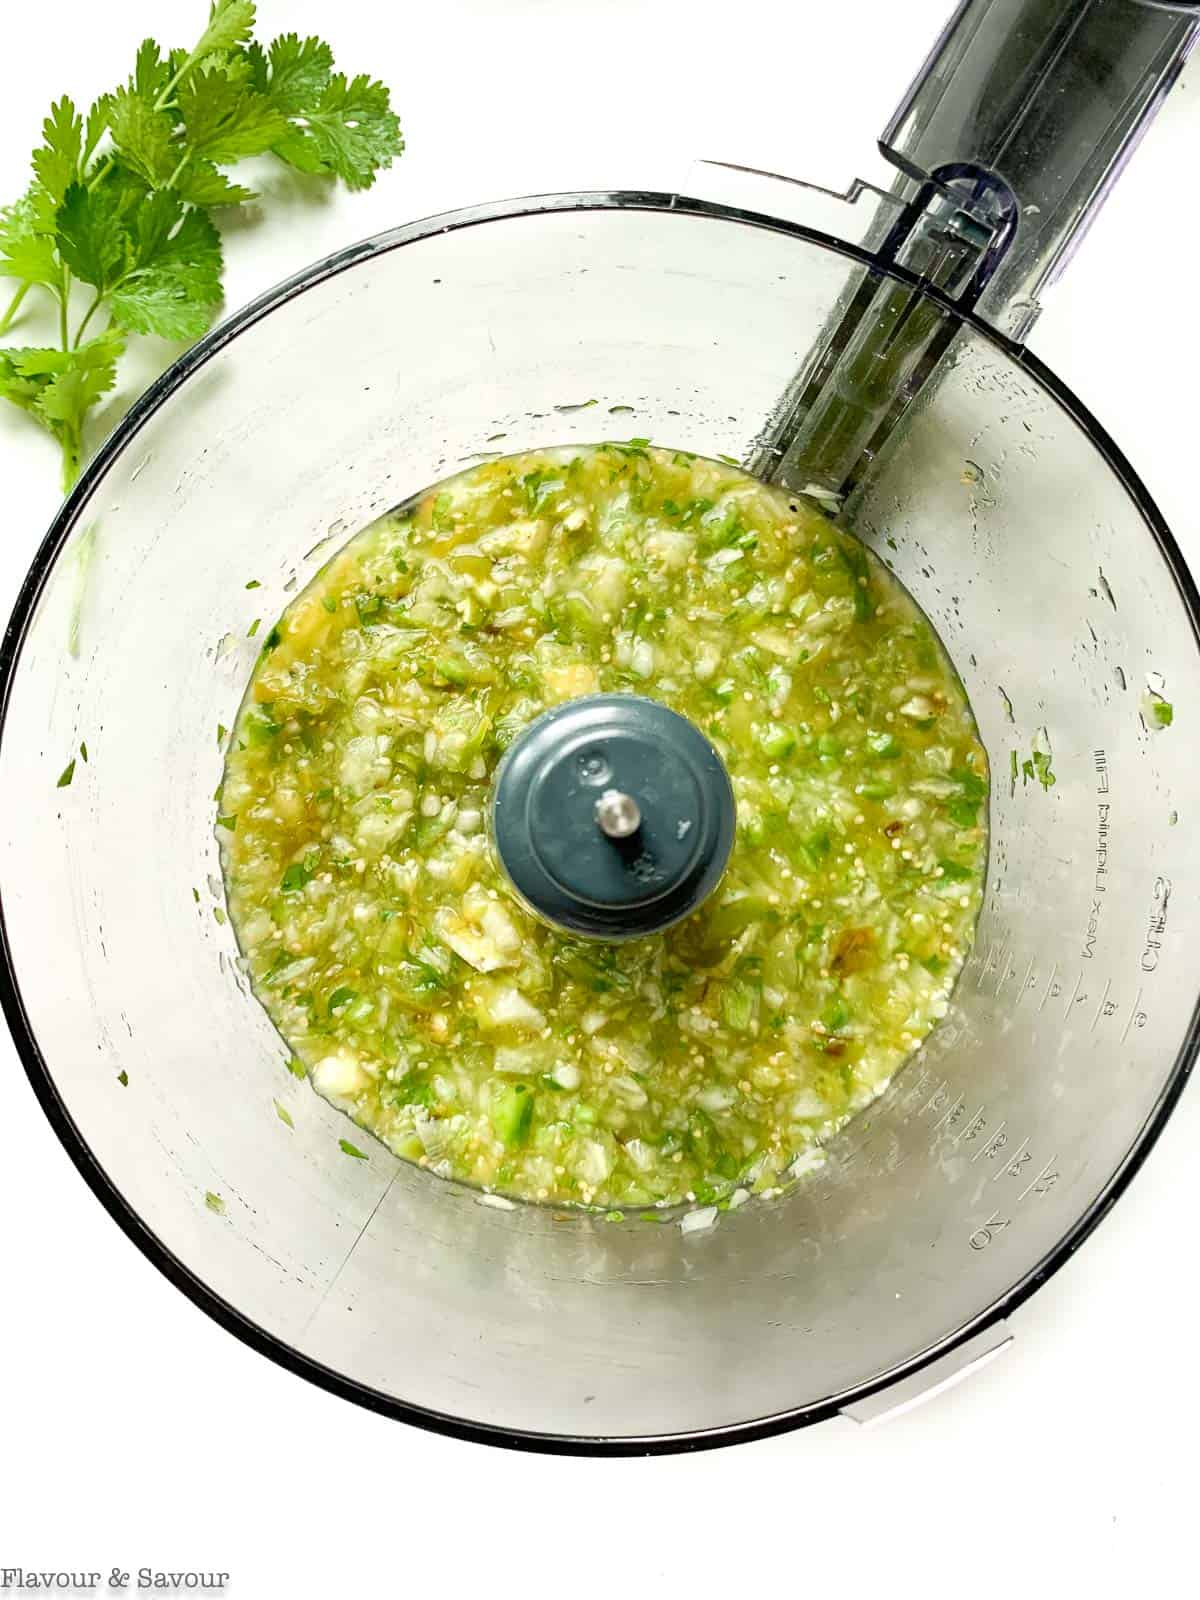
left=0, top=1, right=403, bottom=489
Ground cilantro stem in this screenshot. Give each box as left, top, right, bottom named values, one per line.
left=61, top=423, right=81, bottom=492
left=58, top=268, right=70, bottom=351
left=74, top=291, right=106, bottom=347
left=166, top=147, right=194, bottom=191
left=0, top=281, right=31, bottom=337
left=87, top=157, right=115, bottom=194
left=155, top=51, right=201, bottom=113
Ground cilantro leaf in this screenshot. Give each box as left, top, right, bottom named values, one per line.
left=193, top=0, right=258, bottom=63
left=83, top=97, right=114, bottom=167
left=0, top=344, right=75, bottom=414
left=178, top=67, right=290, bottom=163
left=274, top=73, right=403, bottom=190
left=108, top=89, right=178, bottom=187
left=34, top=332, right=125, bottom=466
left=176, top=160, right=255, bottom=207
left=0, top=193, right=60, bottom=287
left=109, top=195, right=222, bottom=339
left=131, top=38, right=171, bottom=101
left=251, top=33, right=334, bottom=114
left=32, top=98, right=83, bottom=205
left=55, top=182, right=130, bottom=292
left=1, top=333, right=124, bottom=485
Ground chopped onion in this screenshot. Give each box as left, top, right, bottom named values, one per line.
left=630, top=639, right=656, bottom=678
left=680, top=1206, right=718, bottom=1235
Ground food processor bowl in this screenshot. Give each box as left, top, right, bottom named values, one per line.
left=2, top=192, right=1197, bottom=1450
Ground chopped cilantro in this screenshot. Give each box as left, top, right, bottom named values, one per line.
left=280, top=861, right=313, bottom=893
left=1021, top=748, right=1056, bottom=790
left=938, top=858, right=975, bottom=882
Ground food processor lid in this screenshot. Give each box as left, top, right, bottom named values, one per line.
left=490, top=694, right=735, bottom=939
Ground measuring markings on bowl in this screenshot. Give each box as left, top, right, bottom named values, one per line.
left=894, top=1062, right=1062, bottom=1252
left=973, top=938, right=1148, bottom=1036
left=905, top=888, right=1174, bottom=1254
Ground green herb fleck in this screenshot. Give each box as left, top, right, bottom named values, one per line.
left=204, top=1190, right=225, bottom=1215
left=937, top=858, right=975, bottom=883
left=273, top=1098, right=294, bottom=1129
left=339, top=1138, right=368, bottom=1160
left=79, top=739, right=88, bottom=762
left=1021, top=748, right=1056, bottom=790
left=431, top=491, right=454, bottom=531
left=245, top=578, right=260, bottom=589
left=247, top=617, right=261, bottom=637
left=286, top=1056, right=307, bottom=1079
left=216, top=812, right=237, bottom=830
left=1152, top=698, right=1174, bottom=728
left=216, top=722, right=227, bottom=744
left=117, top=1069, right=129, bottom=1087
left=56, top=758, right=76, bottom=787
left=280, top=858, right=315, bottom=893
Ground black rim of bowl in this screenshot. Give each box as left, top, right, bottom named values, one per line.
left=1, top=190, right=1197, bottom=1456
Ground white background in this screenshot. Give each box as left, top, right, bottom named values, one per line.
left=1, top=2, right=1198, bottom=1594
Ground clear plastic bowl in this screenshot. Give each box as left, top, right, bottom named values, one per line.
left=2, top=192, right=1197, bottom=1450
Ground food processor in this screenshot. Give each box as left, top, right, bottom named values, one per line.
left=2, top=0, right=1198, bottom=1450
